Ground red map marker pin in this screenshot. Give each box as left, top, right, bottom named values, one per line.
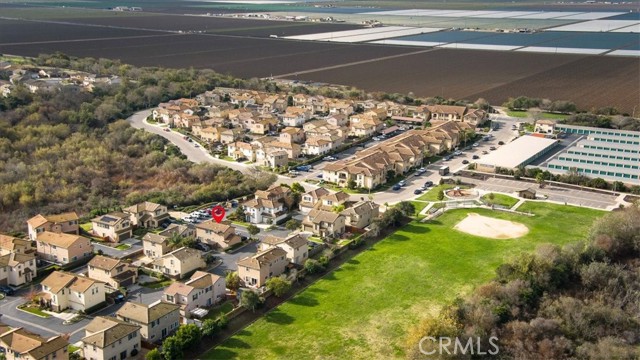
left=211, top=205, right=226, bottom=223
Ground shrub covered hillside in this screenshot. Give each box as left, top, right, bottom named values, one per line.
left=406, top=205, right=640, bottom=360
left=0, top=54, right=276, bottom=231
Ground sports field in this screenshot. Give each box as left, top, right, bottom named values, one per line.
left=204, top=203, right=603, bottom=359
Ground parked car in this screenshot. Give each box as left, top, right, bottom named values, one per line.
left=392, top=184, right=401, bottom=191
left=472, top=155, right=480, bottom=159
left=483, top=136, right=490, bottom=141
left=194, top=144, right=199, bottom=148
left=398, top=180, right=407, bottom=187
left=444, top=156, right=453, bottom=161
left=472, top=142, right=479, bottom=147
left=316, top=174, right=323, bottom=178
left=194, top=242, right=210, bottom=252
left=462, top=160, right=469, bottom=164
left=114, top=294, right=125, bottom=304
left=498, top=141, right=505, bottom=145
left=296, top=165, right=311, bottom=171
left=323, top=156, right=336, bottom=161
left=424, top=181, right=434, bottom=188
left=454, top=150, right=462, bottom=156
left=163, top=128, right=170, bottom=132
left=482, top=150, right=489, bottom=154
left=489, top=146, right=497, bottom=151
left=413, top=189, right=422, bottom=195
left=0, top=285, right=15, bottom=296
left=240, top=235, right=248, bottom=241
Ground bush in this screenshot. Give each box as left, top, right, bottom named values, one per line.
left=304, top=259, right=324, bottom=274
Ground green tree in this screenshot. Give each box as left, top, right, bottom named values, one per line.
left=145, top=349, right=162, bottom=360
left=347, top=178, right=357, bottom=190
left=161, top=336, right=182, bottom=360
left=304, top=259, right=324, bottom=274
left=290, top=182, right=305, bottom=193
left=201, top=318, right=219, bottom=337
left=332, top=204, right=345, bottom=213
left=395, top=201, right=416, bottom=217
left=174, top=323, right=202, bottom=348
left=266, top=276, right=292, bottom=297
left=241, top=289, right=261, bottom=312
left=247, top=224, right=260, bottom=237
left=225, top=271, right=240, bottom=291
left=285, top=219, right=301, bottom=231
left=228, top=206, right=246, bottom=221
left=437, top=189, right=445, bottom=201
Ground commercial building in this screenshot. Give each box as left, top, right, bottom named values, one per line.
left=476, top=136, right=560, bottom=172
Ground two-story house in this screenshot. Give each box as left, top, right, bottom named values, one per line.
left=313, top=191, right=350, bottom=212
left=151, top=247, right=205, bottom=279
left=163, top=271, right=226, bottom=319
left=122, top=202, right=169, bottom=229
left=87, top=255, right=137, bottom=289
left=237, top=248, right=288, bottom=288
left=340, top=201, right=380, bottom=229
left=301, top=209, right=346, bottom=239
left=259, top=234, right=308, bottom=266
left=299, top=188, right=330, bottom=214
left=243, top=185, right=292, bottom=225
left=195, top=221, right=241, bottom=250
left=91, top=212, right=133, bottom=242
left=142, top=224, right=195, bottom=260
left=116, top=301, right=180, bottom=343
left=36, top=232, right=92, bottom=265
left=0, top=252, right=36, bottom=286
left=82, top=317, right=141, bottom=360
left=0, top=328, right=69, bottom=360
left=281, top=106, right=311, bottom=127
left=26, top=212, right=79, bottom=240
left=41, top=271, right=106, bottom=312
left=0, top=234, right=34, bottom=255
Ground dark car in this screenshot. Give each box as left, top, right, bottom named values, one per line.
left=498, top=141, right=505, bottom=145
left=489, top=146, right=497, bottom=151
left=0, top=285, right=15, bottom=296
left=472, top=155, right=480, bottom=159
left=240, top=235, right=248, bottom=241
left=392, top=184, right=401, bottom=191
left=462, top=160, right=469, bottom=164
left=114, top=294, right=125, bottom=304
left=424, top=181, right=433, bottom=188
left=413, top=189, right=422, bottom=195
left=297, top=165, right=311, bottom=172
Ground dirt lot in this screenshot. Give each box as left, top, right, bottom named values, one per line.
left=454, top=213, right=529, bottom=239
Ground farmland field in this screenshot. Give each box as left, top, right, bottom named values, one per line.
left=204, top=204, right=604, bottom=359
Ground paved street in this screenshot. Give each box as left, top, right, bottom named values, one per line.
left=92, top=239, right=143, bottom=259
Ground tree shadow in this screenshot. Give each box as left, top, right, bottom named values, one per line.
left=289, top=293, right=319, bottom=307
left=347, top=259, right=360, bottom=265
left=264, top=309, right=294, bottom=325
left=204, top=348, right=238, bottom=359
left=222, top=337, right=251, bottom=349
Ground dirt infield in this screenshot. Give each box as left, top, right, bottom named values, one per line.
left=454, top=213, right=529, bottom=239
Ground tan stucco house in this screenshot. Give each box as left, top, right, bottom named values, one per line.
left=88, top=255, right=137, bottom=289
left=82, top=317, right=141, bottom=360
left=142, top=224, right=195, bottom=260
left=301, top=209, right=346, bottom=239
left=41, top=271, right=106, bottom=312
left=195, top=221, right=241, bottom=250
left=91, top=212, right=133, bottom=242
left=151, top=247, right=205, bottom=279
left=122, top=202, right=169, bottom=229
left=0, top=252, right=36, bottom=286
left=116, top=301, right=180, bottom=343
left=163, top=271, right=226, bottom=319
left=259, top=234, right=308, bottom=266
left=0, top=328, right=69, bottom=360
left=237, top=248, right=288, bottom=288
left=36, top=232, right=92, bottom=265
left=340, top=201, right=380, bottom=229
left=27, top=212, right=79, bottom=241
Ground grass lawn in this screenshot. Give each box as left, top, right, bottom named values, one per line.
left=481, top=193, right=519, bottom=208
left=417, top=184, right=469, bottom=202
left=204, top=202, right=604, bottom=360
left=115, top=244, right=131, bottom=250
left=205, top=301, right=235, bottom=321
left=68, top=345, right=81, bottom=353
left=507, top=110, right=570, bottom=120
left=79, top=223, right=92, bottom=233
left=409, top=201, right=429, bottom=216
left=143, top=280, right=172, bottom=289
left=18, top=305, right=51, bottom=318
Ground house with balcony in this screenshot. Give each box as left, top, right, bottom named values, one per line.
left=0, top=251, right=36, bottom=286
left=243, top=185, right=292, bottom=225
left=142, top=224, right=195, bottom=259
left=259, top=234, right=308, bottom=266
left=281, top=106, right=312, bottom=127
left=299, top=188, right=330, bottom=214
left=237, top=248, right=288, bottom=288
left=27, top=212, right=79, bottom=241
left=340, top=201, right=380, bottom=229
left=301, top=209, right=346, bottom=239
left=122, top=202, right=169, bottom=229
left=87, top=255, right=137, bottom=289
left=91, top=212, right=133, bottom=242
left=116, top=301, right=180, bottom=343
left=40, top=271, right=106, bottom=312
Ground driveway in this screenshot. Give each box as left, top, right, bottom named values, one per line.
left=211, top=241, right=258, bottom=276
left=93, top=239, right=143, bottom=259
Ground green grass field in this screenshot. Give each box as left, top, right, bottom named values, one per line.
left=204, top=203, right=603, bottom=359
left=409, top=201, right=429, bottom=216
left=417, top=184, right=469, bottom=202
left=481, top=193, right=519, bottom=208
left=506, top=110, right=570, bottom=120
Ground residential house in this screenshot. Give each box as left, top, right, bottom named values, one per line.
left=259, top=234, right=308, bottom=266
left=427, top=105, right=467, bottom=122
left=326, top=114, right=348, bottom=127
left=27, top=212, right=79, bottom=241
left=314, top=191, right=350, bottom=212
left=151, top=247, right=205, bottom=279
left=328, top=101, right=354, bottom=116
left=265, top=141, right=301, bottom=160
left=251, top=118, right=278, bottom=135
left=237, top=248, right=288, bottom=288
left=163, top=271, right=226, bottom=319
left=220, top=128, right=243, bottom=145
left=462, top=108, right=488, bottom=126
left=256, top=148, right=288, bottom=169
left=40, top=271, right=106, bottom=312
left=142, top=224, right=194, bottom=260
left=299, top=188, right=330, bottom=214
left=0, top=234, right=34, bottom=255
left=349, top=114, right=383, bottom=137
left=123, top=202, right=169, bottom=229
left=91, top=212, right=133, bottom=242
left=243, top=185, right=292, bottom=225
left=281, top=106, right=311, bottom=127
left=340, top=201, right=379, bottom=229
left=0, top=252, right=36, bottom=286
left=195, top=221, right=241, bottom=250
left=535, top=119, right=557, bottom=134
left=227, top=141, right=257, bottom=161
left=303, top=137, right=333, bottom=156
left=197, top=126, right=222, bottom=143
left=0, top=328, right=69, bottom=360
left=82, top=317, right=141, bottom=360
left=279, top=127, right=305, bottom=144
left=36, top=232, right=92, bottom=265
left=301, top=209, right=346, bottom=238
left=116, top=301, right=180, bottom=343
left=87, top=255, right=137, bottom=289
left=517, top=188, right=537, bottom=199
